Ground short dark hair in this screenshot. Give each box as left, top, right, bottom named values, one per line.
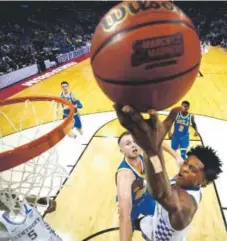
left=118, top=131, right=131, bottom=145
left=181, top=100, right=190, bottom=106
left=187, top=145, right=222, bottom=185
left=61, top=81, right=69, bottom=86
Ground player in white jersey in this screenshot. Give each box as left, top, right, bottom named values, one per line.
left=0, top=191, right=62, bottom=241
left=114, top=104, right=222, bottom=241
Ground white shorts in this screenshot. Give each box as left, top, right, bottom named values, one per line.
left=140, top=215, right=154, bottom=241
left=140, top=216, right=187, bottom=241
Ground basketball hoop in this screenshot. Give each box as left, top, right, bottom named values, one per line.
left=0, top=96, right=74, bottom=212
left=0, top=96, right=74, bottom=171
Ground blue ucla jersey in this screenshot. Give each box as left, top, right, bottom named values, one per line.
left=173, top=112, right=191, bottom=137
left=60, top=92, right=82, bottom=116
left=116, top=156, right=156, bottom=222
left=116, top=155, right=145, bottom=199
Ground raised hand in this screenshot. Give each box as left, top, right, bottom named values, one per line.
left=114, top=104, right=182, bottom=155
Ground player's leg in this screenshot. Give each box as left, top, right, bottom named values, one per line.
left=62, top=110, right=76, bottom=138
left=68, top=115, right=77, bottom=138
left=171, top=135, right=179, bottom=151
left=74, top=114, right=83, bottom=135
left=179, top=135, right=190, bottom=160
left=179, top=148, right=187, bottom=161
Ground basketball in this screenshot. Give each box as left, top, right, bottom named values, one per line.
left=91, top=1, right=201, bottom=111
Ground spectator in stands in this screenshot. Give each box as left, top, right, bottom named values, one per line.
left=0, top=1, right=227, bottom=75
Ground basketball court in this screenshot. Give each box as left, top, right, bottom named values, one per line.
left=0, top=46, right=227, bottom=241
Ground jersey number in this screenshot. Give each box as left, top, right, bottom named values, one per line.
left=28, top=230, right=37, bottom=240
left=179, top=125, right=184, bottom=132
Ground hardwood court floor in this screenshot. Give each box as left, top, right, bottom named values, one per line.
left=1, top=47, right=227, bottom=240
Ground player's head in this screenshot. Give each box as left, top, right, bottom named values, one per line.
left=118, top=131, right=141, bottom=159
left=61, top=81, right=69, bottom=92
left=176, top=145, right=222, bottom=188
left=181, top=100, right=190, bottom=113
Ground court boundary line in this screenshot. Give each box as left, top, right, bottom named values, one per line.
left=81, top=227, right=119, bottom=241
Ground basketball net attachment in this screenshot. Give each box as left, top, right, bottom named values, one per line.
left=0, top=96, right=74, bottom=212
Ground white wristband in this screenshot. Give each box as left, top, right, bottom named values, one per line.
left=150, top=155, right=163, bottom=174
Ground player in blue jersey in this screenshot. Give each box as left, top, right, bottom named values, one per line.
left=59, top=81, right=83, bottom=138
left=116, top=131, right=183, bottom=241
left=168, top=101, right=199, bottom=160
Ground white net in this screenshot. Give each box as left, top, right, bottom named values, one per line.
left=0, top=98, right=70, bottom=212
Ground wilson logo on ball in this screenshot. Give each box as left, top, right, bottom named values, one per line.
left=102, top=1, right=184, bottom=32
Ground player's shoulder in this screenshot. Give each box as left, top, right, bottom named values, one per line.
left=116, top=168, right=136, bottom=187
left=69, top=92, right=76, bottom=100
left=116, top=158, right=134, bottom=175
left=117, top=157, right=129, bottom=169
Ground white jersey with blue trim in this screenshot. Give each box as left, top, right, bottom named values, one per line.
left=0, top=200, right=62, bottom=241
left=141, top=178, right=202, bottom=241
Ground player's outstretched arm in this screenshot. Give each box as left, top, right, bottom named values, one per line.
left=114, top=104, right=197, bottom=230
left=116, top=170, right=136, bottom=241
left=71, top=94, right=83, bottom=109
left=191, top=115, right=199, bottom=136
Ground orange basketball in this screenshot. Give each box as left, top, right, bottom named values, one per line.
left=91, top=1, right=201, bottom=111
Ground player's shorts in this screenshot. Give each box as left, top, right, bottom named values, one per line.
left=131, top=190, right=156, bottom=229
left=63, top=111, right=82, bottom=129
left=138, top=215, right=154, bottom=241
left=171, top=134, right=189, bottom=150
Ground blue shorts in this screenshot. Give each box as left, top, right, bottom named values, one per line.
left=131, top=189, right=156, bottom=226
left=171, top=134, right=189, bottom=150
left=63, top=113, right=82, bottom=129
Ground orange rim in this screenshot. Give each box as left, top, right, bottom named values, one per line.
left=0, top=96, right=75, bottom=172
